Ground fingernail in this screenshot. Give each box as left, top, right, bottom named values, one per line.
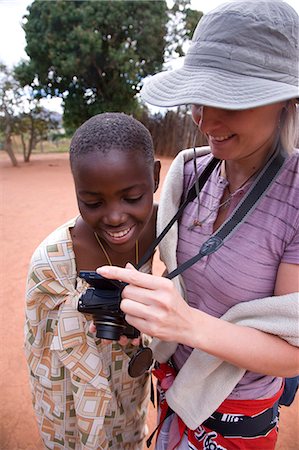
left=97, top=266, right=110, bottom=274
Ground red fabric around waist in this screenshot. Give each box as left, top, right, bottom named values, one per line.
left=217, top=383, right=284, bottom=415
left=152, top=363, right=283, bottom=450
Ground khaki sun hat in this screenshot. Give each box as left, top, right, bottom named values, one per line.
left=140, top=0, right=299, bottom=110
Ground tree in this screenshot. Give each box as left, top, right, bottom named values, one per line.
left=0, top=64, right=21, bottom=166
left=14, top=107, right=61, bottom=162
left=0, top=63, right=61, bottom=165
left=16, top=0, right=169, bottom=132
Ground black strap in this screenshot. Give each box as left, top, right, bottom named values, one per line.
left=136, top=155, right=220, bottom=270
left=202, top=400, right=279, bottom=437
left=150, top=400, right=278, bottom=442
left=146, top=406, right=174, bottom=448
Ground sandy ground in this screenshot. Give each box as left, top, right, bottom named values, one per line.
left=0, top=152, right=298, bottom=450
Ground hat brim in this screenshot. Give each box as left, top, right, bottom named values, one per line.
left=140, top=66, right=299, bottom=110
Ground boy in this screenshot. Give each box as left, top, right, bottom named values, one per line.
left=24, top=113, right=160, bottom=449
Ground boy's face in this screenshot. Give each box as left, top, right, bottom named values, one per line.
left=73, top=147, right=160, bottom=254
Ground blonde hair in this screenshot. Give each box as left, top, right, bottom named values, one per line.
left=280, top=99, right=299, bottom=154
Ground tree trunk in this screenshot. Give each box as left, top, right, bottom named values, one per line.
left=24, top=116, right=35, bottom=162
left=4, top=123, right=18, bottom=167
left=20, top=133, right=28, bottom=162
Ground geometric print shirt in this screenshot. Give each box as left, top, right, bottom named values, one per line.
left=25, top=217, right=151, bottom=449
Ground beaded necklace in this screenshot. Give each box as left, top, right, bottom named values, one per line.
left=189, top=162, right=260, bottom=229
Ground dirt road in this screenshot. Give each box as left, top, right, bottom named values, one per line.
left=0, top=152, right=298, bottom=449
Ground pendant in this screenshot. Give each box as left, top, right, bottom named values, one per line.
left=128, top=347, right=153, bottom=378
left=188, top=219, right=202, bottom=230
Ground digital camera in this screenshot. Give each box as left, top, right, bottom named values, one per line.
left=78, top=271, right=140, bottom=340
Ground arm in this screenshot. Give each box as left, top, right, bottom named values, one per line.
left=275, top=262, right=299, bottom=295
left=97, top=263, right=299, bottom=377
left=25, top=240, right=110, bottom=386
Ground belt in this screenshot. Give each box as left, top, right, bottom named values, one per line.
left=202, top=400, right=279, bottom=437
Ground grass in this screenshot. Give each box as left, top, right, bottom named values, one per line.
left=10, top=134, right=71, bottom=155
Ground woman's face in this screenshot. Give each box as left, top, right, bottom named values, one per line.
left=191, top=102, right=285, bottom=162
left=73, top=148, right=160, bottom=254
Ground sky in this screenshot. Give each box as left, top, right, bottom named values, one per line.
left=1, top=0, right=298, bottom=112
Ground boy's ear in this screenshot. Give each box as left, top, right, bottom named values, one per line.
left=153, top=160, right=161, bottom=193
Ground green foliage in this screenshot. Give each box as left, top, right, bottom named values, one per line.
left=165, top=0, right=202, bottom=59
left=0, top=63, right=22, bottom=117
left=16, top=0, right=169, bottom=132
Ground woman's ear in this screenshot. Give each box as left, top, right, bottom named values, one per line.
left=153, top=160, right=161, bottom=193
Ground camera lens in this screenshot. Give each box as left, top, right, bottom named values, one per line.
left=77, top=276, right=138, bottom=341
left=93, top=312, right=126, bottom=340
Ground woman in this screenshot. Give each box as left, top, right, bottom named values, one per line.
left=97, top=1, right=299, bottom=449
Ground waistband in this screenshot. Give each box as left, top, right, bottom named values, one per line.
left=152, top=361, right=283, bottom=439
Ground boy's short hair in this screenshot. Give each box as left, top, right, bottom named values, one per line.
left=70, top=113, right=154, bottom=169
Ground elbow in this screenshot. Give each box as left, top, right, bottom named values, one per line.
left=279, top=347, right=299, bottom=378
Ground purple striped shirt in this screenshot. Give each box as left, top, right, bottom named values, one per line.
left=174, top=150, right=299, bottom=399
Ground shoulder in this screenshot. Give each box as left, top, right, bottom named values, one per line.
left=282, top=150, right=299, bottom=182
left=165, top=146, right=212, bottom=186
left=183, top=148, right=213, bottom=176
left=182, top=147, right=214, bottom=192
left=171, top=146, right=211, bottom=168
left=29, top=218, right=77, bottom=277
left=274, top=151, right=299, bottom=206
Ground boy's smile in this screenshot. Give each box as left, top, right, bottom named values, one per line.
left=105, top=226, right=135, bottom=240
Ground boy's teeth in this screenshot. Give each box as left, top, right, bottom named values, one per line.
left=107, top=228, right=130, bottom=238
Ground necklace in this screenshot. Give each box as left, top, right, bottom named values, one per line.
left=94, top=232, right=139, bottom=266
left=93, top=230, right=152, bottom=376
left=189, top=164, right=260, bottom=229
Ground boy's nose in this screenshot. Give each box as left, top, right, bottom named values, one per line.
left=104, top=209, right=126, bottom=226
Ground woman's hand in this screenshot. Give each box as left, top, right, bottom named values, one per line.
left=97, top=265, right=299, bottom=377
left=97, top=263, right=192, bottom=344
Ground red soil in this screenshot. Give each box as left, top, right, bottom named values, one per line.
left=0, top=152, right=297, bottom=449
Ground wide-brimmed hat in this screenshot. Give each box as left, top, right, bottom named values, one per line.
left=141, top=0, right=299, bottom=110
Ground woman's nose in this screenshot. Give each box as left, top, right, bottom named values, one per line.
left=192, top=105, right=224, bottom=133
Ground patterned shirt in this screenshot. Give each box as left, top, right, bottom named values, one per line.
left=174, top=150, right=299, bottom=399
left=25, top=217, right=151, bottom=449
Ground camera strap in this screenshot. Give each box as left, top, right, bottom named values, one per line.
left=136, top=146, right=286, bottom=280
left=136, top=155, right=220, bottom=269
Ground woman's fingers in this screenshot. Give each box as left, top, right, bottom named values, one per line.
left=97, top=264, right=169, bottom=290
left=96, top=264, right=191, bottom=342
left=121, top=296, right=151, bottom=317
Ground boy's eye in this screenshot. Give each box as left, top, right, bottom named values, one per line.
left=83, top=201, right=103, bottom=208
left=125, top=195, right=143, bottom=203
